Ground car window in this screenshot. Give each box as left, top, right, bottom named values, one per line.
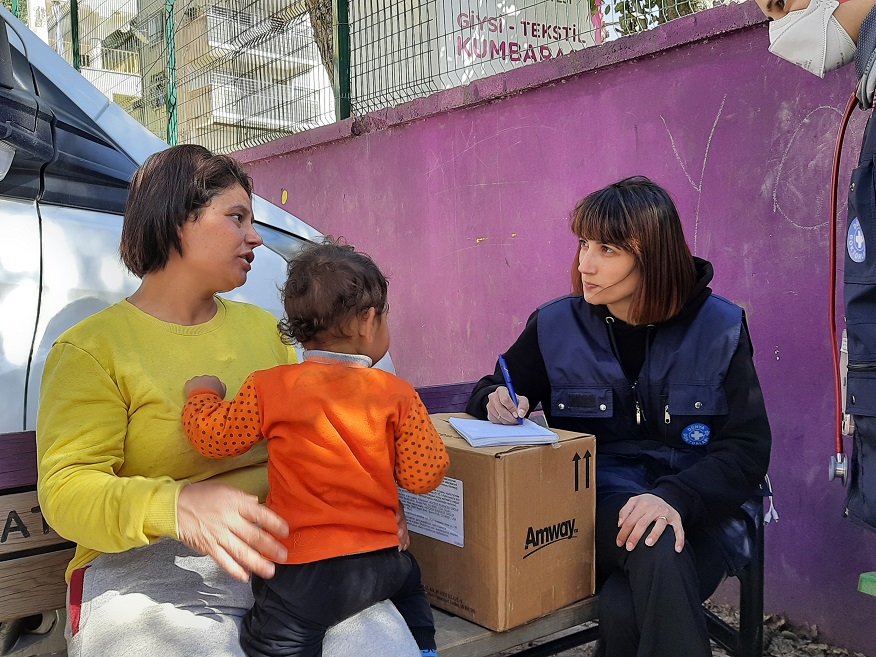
left=256, top=222, right=312, bottom=262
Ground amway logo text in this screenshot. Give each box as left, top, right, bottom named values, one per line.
left=523, top=518, right=577, bottom=558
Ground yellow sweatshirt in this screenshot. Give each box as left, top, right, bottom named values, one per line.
left=36, top=297, right=294, bottom=581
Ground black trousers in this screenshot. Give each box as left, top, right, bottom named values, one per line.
left=595, top=494, right=728, bottom=657
left=241, top=548, right=435, bottom=657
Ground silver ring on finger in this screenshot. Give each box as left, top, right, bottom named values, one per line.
left=657, top=515, right=668, bottom=521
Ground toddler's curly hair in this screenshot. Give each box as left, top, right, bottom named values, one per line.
left=278, top=238, right=389, bottom=346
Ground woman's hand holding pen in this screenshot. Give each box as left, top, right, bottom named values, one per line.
left=486, top=387, right=530, bottom=424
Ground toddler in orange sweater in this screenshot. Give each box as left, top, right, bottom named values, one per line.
left=182, top=239, right=449, bottom=657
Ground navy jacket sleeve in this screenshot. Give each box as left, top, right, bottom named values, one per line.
left=650, top=325, right=772, bottom=523
left=466, top=310, right=551, bottom=419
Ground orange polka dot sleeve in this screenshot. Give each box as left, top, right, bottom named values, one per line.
left=182, top=374, right=263, bottom=459
left=394, top=394, right=449, bottom=494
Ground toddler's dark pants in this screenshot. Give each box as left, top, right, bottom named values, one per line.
left=241, top=547, right=435, bottom=657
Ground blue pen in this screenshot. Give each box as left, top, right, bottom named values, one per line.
left=497, top=354, right=523, bottom=424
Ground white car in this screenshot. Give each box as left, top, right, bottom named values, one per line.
left=0, top=6, right=387, bottom=653
left=0, top=4, right=385, bottom=436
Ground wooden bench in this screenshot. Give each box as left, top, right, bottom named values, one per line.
left=434, top=599, right=599, bottom=657
left=0, top=431, right=72, bottom=623
left=0, top=385, right=764, bottom=657
left=0, top=431, right=70, bottom=656
left=416, top=381, right=766, bottom=657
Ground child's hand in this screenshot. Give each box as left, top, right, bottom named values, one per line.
left=185, top=375, right=227, bottom=398
left=396, top=504, right=410, bottom=551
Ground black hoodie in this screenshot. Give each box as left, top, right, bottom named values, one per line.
left=467, top=258, right=771, bottom=525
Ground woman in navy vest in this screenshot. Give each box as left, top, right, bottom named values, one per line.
left=467, top=176, right=771, bottom=657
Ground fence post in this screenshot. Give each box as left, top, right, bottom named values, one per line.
left=11, top=0, right=17, bottom=19
left=164, top=0, right=178, bottom=145
left=332, top=0, right=351, bottom=121
left=70, top=0, right=80, bottom=70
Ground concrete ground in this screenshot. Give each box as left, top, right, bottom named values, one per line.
left=5, top=603, right=869, bottom=657
left=498, top=603, right=870, bottom=657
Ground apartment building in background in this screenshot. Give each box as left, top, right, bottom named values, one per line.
left=41, top=0, right=333, bottom=152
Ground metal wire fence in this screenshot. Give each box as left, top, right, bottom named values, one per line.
left=29, top=0, right=334, bottom=153
left=347, top=0, right=725, bottom=116
left=9, top=0, right=730, bottom=153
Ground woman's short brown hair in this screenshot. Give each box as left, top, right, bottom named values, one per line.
left=120, top=144, right=253, bottom=277
left=278, top=238, right=389, bottom=346
left=570, top=176, right=696, bottom=325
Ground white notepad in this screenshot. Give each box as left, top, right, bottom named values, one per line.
left=447, top=416, right=559, bottom=448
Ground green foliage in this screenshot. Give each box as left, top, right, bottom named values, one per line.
left=1, top=0, right=29, bottom=22
left=611, top=0, right=706, bottom=36
left=860, top=572, right=876, bottom=597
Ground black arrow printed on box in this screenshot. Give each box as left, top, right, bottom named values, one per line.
left=571, top=451, right=592, bottom=491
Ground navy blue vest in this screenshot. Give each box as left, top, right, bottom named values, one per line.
left=537, top=294, right=743, bottom=452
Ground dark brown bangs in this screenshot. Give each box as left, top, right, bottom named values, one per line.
left=570, top=186, right=641, bottom=258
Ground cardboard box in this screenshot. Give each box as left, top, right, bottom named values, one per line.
left=399, top=413, right=596, bottom=631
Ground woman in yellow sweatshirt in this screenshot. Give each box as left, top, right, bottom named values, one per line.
left=36, top=145, right=421, bottom=657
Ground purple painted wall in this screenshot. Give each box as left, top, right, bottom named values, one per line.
left=239, top=4, right=876, bottom=652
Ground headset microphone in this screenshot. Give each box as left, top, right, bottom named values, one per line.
left=586, top=268, right=636, bottom=297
